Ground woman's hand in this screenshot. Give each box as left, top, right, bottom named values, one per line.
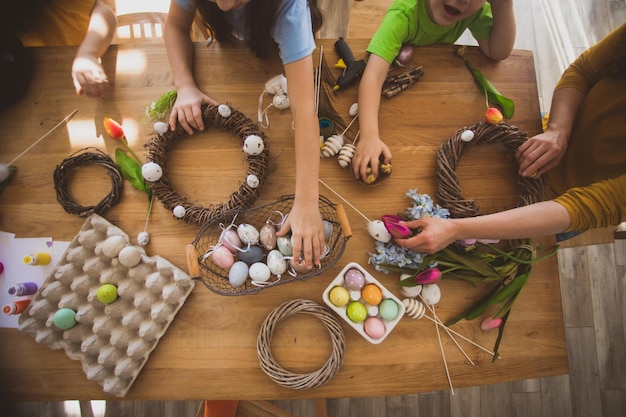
left=516, top=129, right=568, bottom=178
left=395, top=217, right=458, bottom=255
left=168, top=86, right=219, bottom=134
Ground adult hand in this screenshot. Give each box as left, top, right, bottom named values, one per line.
left=394, top=217, right=458, bottom=255
left=351, top=136, right=392, bottom=181
left=71, top=56, right=109, bottom=99
left=277, top=200, right=324, bottom=271
left=169, top=86, right=219, bottom=134
left=515, top=129, right=568, bottom=178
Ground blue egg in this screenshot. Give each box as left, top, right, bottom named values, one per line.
left=379, top=299, right=399, bottom=321
left=237, top=245, right=264, bottom=265
left=229, top=261, right=249, bottom=288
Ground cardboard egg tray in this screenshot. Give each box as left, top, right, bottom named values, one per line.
left=17, top=214, right=195, bottom=397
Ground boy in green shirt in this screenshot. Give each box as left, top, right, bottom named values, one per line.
left=353, top=0, right=515, bottom=182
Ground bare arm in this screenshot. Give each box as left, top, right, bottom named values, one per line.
left=164, top=1, right=218, bottom=133
left=396, top=201, right=571, bottom=254
left=477, top=0, right=516, bottom=60
left=276, top=55, right=325, bottom=270
left=352, top=54, right=392, bottom=181
left=72, top=0, right=117, bottom=99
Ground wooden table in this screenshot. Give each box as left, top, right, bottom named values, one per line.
left=0, top=40, right=567, bottom=401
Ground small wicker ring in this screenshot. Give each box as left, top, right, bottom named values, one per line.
left=436, top=121, right=544, bottom=218
left=257, top=299, right=346, bottom=389
left=144, top=104, right=270, bottom=226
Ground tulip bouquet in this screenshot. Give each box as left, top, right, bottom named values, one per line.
left=369, top=190, right=557, bottom=361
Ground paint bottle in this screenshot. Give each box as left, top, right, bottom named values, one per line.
left=3, top=299, right=31, bottom=315
left=8, top=282, right=39, bottom=296
left=23, top=252, right=51, bottom=266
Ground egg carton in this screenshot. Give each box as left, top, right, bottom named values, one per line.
left=17, top=214, right=194, bottom=398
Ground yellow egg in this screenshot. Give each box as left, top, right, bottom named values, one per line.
left=97, top=283, right=118, bottom=304
left=329, top=286, right=350, bottom=307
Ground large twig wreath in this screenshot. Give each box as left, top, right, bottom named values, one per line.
left=144, top=104, right=270, bottom=226
left=53, top=147, right=123, bottom=217
left=257, top=299, right=346, bottom=389
left=436, top=121, right=544, bottom=218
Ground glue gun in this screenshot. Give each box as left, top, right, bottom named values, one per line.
left=333, top=37, right=366, bottom=91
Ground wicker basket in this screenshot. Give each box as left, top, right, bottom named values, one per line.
left=191, top=194, right=352, bottom=295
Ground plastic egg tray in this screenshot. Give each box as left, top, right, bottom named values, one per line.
left=322, top=262, right=405, bottom=344
left=17, top=214, right=195, bottom=397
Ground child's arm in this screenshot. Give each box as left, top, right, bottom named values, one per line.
left=477, top=0, right=516, bottom=60
left=71, top=0, right=117, bottom=99
left=353, top=54, right=393, bottom=181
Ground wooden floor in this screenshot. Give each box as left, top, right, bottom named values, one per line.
left=8, top=1, right=626, bottom=416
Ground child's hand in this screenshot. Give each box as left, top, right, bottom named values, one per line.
left=169, top=86, right=220, bottom=135
left=351, top=136, right=392, bottom=181
left=72, top=56, right=109, bottom=99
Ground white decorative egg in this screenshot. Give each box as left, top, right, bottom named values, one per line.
left=249, top=262, right=271, bottom=283
left=137, top=231, right=150, bottom=246
left=0, top=163, right=9, bottom=182
left=338, top=143, right=356, bottom=168
left=272, top=93, right=290, bottom=110
left=228, top=261, right=249, bottom=288
left=173, top=205, right=186, bottom=218
left=100, top=235, right=127, bottom=258
left=323, top=220, right=334, bottom=241
left=243, top=135, right=265, bottom=155
left=367, top=220, right=392, bottom=243
left=277, top=235, right=293, bottom=256
left=421, top=284, right=441, bottom=305
left=237, top=223, right=260, bottom=245
left=118, top=246, right=142, bottom=268
left=141, top=162, right=163, bottom=182
left=218, top=104, right=232, bottom=117
left=460, top=129, right=475, bottom=142
left=321, top=135, right=344, bottom=158
left=246, top=174, right=259, bottom=188
left=153, top=121, right=168, bottom=135
left=403, top=298, right=426, bottom=319
left=266, top=250, right=287, bottom=277
left=349, top=102, right=359, bottom=117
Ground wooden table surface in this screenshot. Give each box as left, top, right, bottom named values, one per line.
left=0, top=39, right=567, bottom=401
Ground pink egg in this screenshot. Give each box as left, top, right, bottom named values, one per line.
left=344, top=268, right=365, bottom=290
left=220, top=229, right=242, bottom=253
left=363, top=316, right=386, bottom=340
left=210, top=246, right=235, bottom=270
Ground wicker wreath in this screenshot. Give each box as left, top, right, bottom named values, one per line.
left=436, top=121, right=544, bottom=218
left=53, top=147, right=123, bottom=217
left=257, top=299, right=346, bottom=389
left=144, top=104, right=270, bottom=226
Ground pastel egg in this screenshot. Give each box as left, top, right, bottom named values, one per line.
left=421, top=284, right=441, bottom=305
left=328, top=286, right=350, bottom=307
left=118, top=246, right=142, bottom=268
left=344, top=268, right=365, bottom=290
left=173, top=205, right=186, bottom=218
left=368, top=220, right=392, bottom=243
left=346, top=301, right=367, bottom=323
left=228, top=261, right=249, bottom=288
left=220, top=229, right=242, bottom=253
left=141, top=162, right=163, bottom=182
left=249, top=262, right=271, bottom=283
left=238, top=245, right=264, bottom=265
left=96, top=284, right=118, bottom=304
left=100, top=235, right=126, bottom=258
left=323, top=220, right=334, bottom=241
left=237, top=223, right=260, bottom=245
left=379, top=299, right=400, bottom=321
left=218, top=104, right=232, bottom=117
left=361, top=283, right=383, bottom=306
left=276, top=235, right=293, bottom=256
left=243, top=135, right=265, bottom=155
left=53, top=308, right=77, bottom=330
left=137, top=231, right=150, bottom=246
left=210, top=245, right=235, bottom=270
left=266, top=250, right=287, bottom=277
left=259, top=223, right=277, bottom=251
left=153, top=121, right=169, bottom=135
left=246, top=174, right=260, bottom=188
left=364, top=317, right=386, bottom=339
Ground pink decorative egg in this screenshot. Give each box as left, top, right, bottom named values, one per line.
left=210, top=246, right=235, bottom=270
left=363, top=316, right=386, bottom=339
left=344, top=268, right=365, bottom=290
left=220, top=229, right=242, bottom=253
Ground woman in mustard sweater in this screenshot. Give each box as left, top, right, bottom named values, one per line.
left=395, top=22, right=626, bottom=254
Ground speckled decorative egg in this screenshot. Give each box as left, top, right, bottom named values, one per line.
left=460, top=129, right=475, bottom=142
left=238, top=245, right=264, bottom=265
left=349, top=102, right=359, bottom=117
left=277, top=235, right=293, bottom=256
left=346, top=301, right=367, bottom=323
left=323, top=220, right=334, bottom=241
left=218, top=104, right=232, bottom=117
left=379, top=299, right=400, bottom=321
left=361, top=283, right=383, bottom=306
left=421, top=283, right=441, bottom=305
left=173, top=205, right=186, bottom=219
left=118, top=246, right=142, bottom=267
left=343, top=268, right=365, bottom=291
left=266, top=250, right=287, bottom=277
left=237, top=223, right=260, bottom=246
left=137, top=231, right=150, bottom=246
left=210, top=245, right=235, bottom=270
left=259, top=223, right=277, bottom=251
left=220, top=229, right=242, bottom=253
left=368, top=220, right=392, bottom=243
left=246, top=174, right=260, bottom=188
left=243, top=135, right=264, bottom=155
left=100, top=235, right=126, bottom=258
left=249, top=262, right=271, bottom=283
left=363, top=316, right=386, bottom=339
left=96, top=283, right=118, bottom=304
left=141, top=162, right=163, bottom=182
left=228, top=261, right=249, bottom=288
left=288, top=258, right=309, bottom=274
left=153, top=121, right=168, bottom=135
left=328, top=286, right=350, bottom=307
left=53, top=308, right=77, bottom=330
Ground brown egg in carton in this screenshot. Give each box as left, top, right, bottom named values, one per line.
left=17, top=214, right=194, bottom=397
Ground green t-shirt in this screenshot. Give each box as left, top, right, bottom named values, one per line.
left=367, top=0, right=494, bottom=63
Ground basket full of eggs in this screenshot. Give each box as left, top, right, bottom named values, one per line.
left=191, top=194, right=352, bottom=295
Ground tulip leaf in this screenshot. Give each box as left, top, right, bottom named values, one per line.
left=115, top=149, right=152, bottom=199
left=466, top=65, right=515, bottom=119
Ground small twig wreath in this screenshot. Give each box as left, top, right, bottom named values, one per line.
left=436, top=121, right=544, bottom=218
left=257, top=299, right=346, bottom=389
left=53, top=147, right=123, bottom=217
left=144, top=104, right=270, bottom=226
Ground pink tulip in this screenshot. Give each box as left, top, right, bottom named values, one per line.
left=381, top=214, right=412, bottom=239
left=481, top=316, right=503, bottom=331
left=413, top=268, right=442, bottom=285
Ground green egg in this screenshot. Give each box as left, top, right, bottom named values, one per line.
left=346, top=301, right=367, bottom=323
left=97, top=283, right=118, bottom=304
left=379, top=299, right=399, bottom=321
left=53, top=308, right=77, bottom=330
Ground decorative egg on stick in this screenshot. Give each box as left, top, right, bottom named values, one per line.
left=321, top=104, right=359, bottom=158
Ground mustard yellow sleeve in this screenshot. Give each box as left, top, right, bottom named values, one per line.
left=554, top=174, right=626, bottom=231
